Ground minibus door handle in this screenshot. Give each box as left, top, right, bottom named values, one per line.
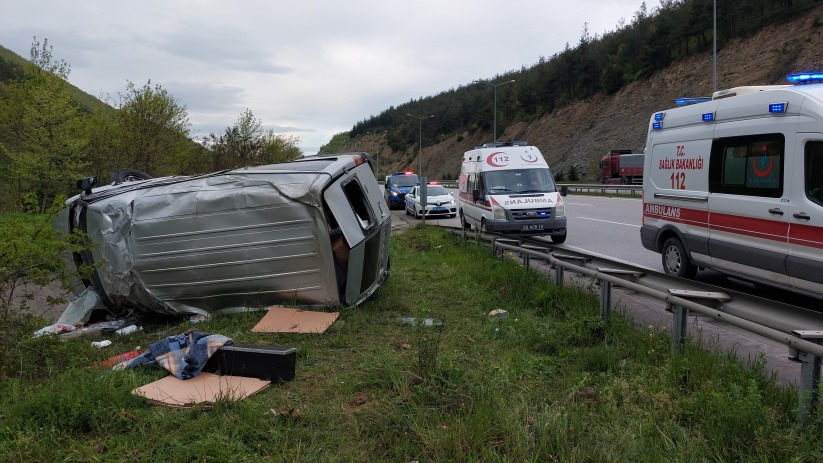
left=793, top=212, right=811, bottom=220
left=768, top=208, right=784, bottom=215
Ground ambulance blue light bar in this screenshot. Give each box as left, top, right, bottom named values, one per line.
left=702, top=112, right=715, bottom=122
left=654, top=112, right=665, bottom=121
left=676, top=97, right=712, bottom=105
left=769, top=102, right=787, bottom=113
left=652, top=121, right=662, bottom=130
left=787, top=72, right=823, bottom=83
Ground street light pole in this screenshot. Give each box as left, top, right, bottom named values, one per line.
left=405, top=113, right=433, bottom=222
left=477, top=79, right=515, bottom=142
left=405, top=113, right=434, bottom=177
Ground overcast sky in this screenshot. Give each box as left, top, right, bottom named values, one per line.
left=1, top=0, right=644, bottom=155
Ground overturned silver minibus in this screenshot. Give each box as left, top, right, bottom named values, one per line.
left=56, top=153, right=391, bottom=319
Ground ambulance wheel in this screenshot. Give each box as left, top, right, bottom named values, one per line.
left=662, top=237, right=697, bottom=279
left=551, top=232, right=567, bottom=244
left=460, top=211, right=471, bottom=230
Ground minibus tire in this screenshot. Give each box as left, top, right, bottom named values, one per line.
left=551, top=232, right=567, bottom=244
left=662, top=237, right=697, bottom=279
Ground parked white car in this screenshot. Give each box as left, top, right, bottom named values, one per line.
left=405, top=183, right=457, bottom=218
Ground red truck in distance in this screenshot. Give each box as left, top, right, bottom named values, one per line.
left=599, top=149, right=644, bottom=184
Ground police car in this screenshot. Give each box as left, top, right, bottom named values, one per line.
left=384, top=171, right=419, bottom=209
left=404, top=183, right=457, bottom=219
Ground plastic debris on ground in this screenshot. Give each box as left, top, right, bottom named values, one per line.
left=91, top=340, right=112, bottom=348
left=487, top=309, right=509, bottom=321
left=115, top=324, right=141, bottom=335
left=97, top=350, right=143, bottom=368
left=55, top=286, right=104, bottom=326
left=396, top=317, right=443, bottom=327
left=33, top=323, right=77, bottom=338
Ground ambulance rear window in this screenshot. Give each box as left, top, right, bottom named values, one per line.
left=709, top=134, right=784, bottom=198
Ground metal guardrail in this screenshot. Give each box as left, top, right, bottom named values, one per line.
left=474, top=235, right=823, bottom=423
left=558, top=184, right=642, bottom=196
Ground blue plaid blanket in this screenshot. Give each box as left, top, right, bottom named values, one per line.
left=114, top=330, right=233, bottom=379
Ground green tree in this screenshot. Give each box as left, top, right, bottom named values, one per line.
left=112, top=80, right=191, bottom=176
left=204, top=109, right=301, bottom=170
left=0, top=38, right=89, bottom=212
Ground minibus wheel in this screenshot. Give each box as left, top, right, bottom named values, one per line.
left=551, top=232, right=567, bottom=244
left=662, top=237, right=697, bottom=279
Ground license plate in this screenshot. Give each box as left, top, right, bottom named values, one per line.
left=521, top=224, right=544, bottom=231
left=432, top=207, right=445, bottom=212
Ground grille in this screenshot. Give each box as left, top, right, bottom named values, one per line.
left=511, top=208, right=552, bottom=220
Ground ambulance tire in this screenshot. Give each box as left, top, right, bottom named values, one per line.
left=551, top=232, right=567, bottom=244
left=460, top=211, right=471, bottom=230
left=662, top=237, right=697, bottom=279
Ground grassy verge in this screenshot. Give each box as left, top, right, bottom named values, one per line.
left=1, top=224, right=822, bottom=462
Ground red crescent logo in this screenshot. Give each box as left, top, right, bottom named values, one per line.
left=752, top=157, right=774, bottom=177
left=486, top=152, right=508, bottom=167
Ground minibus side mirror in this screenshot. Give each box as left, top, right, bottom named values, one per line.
left=559, top=185, right=568, bottom=197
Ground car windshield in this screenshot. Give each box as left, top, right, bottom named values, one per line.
left=426, top=185, right=449, bottom=196
left=484, top=169, right=556, bottom=194
left=392, top=175, right=419, bottom=187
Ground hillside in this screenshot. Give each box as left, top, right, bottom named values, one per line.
left=339, top=5, right=823, bottom=182
left=0, top=44, right=112, bottom=115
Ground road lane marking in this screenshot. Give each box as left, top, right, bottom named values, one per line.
left=577, top=217, right=639, bottom=228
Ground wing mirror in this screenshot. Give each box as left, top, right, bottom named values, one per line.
left=77, top=177, right=97, bottom=195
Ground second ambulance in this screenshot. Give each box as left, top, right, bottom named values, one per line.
left=641, top=73, right=823, bottom=299
left=458, top=142, right=567, bottom=243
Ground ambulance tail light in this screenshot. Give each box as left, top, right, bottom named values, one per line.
left=769, top=102, right=787, bottom=113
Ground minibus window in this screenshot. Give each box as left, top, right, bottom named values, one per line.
left=805, top=142, right=823, bottom=206
left=342, top=179, right=373, bottom=229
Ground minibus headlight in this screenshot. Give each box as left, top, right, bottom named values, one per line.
left=555, top=202, right=565, bottom=217
left=492, top=204, right=506, bottom=220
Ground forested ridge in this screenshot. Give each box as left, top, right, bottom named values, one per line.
left=331, top=0, right=823, bottom=181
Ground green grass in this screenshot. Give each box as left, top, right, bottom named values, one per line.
left=1, top=224, right=822, bottom=462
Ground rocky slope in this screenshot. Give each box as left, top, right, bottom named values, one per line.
left=343, top=6, right=823, bottom=181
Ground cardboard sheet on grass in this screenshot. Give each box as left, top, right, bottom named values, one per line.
left=132, top=372, right=269, bottom=407
left=251, top=306, right=339, bottom=334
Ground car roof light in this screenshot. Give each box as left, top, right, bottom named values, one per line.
left=787, top=72, right=823, bottom=83
left=652, top=121, right=663, bottom=130
left=675, top=97, right=712, bottom=105
left=654, top=112, right=665, bottom=121
left=769, top=102, right=787, bottom=113
left=404, top=171, right=414, bottom=175
left=702, top=112, right=715, bottom=122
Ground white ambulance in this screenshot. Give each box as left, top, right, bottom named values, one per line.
left=641, top=73, right=823, bottom=298
left=458, top=142, right=567, bottom=242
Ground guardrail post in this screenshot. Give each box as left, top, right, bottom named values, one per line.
left=671, top=303, right=688, bottom=352
left=599, top=279, right=611, bottom=318
left=792, top=330, right=823, bottom=423
left=555, top=265, right=564, bottom=286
